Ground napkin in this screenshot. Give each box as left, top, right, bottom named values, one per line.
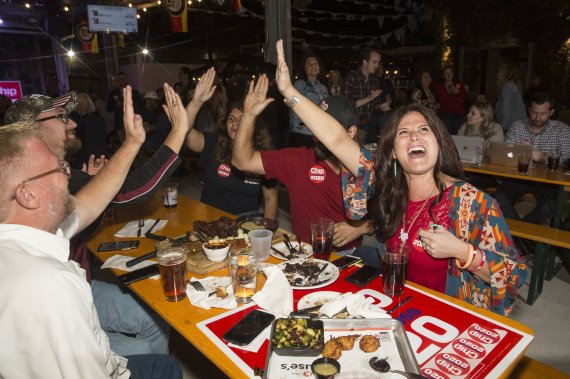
left=101, top=255, right=160, bottom=279
left=252, top=265, right=293, bottom=317
left=319, top=293, right=391, bottom=318
left=113, top=219, right=168, bottom=238
left=187, top=277, right=237, bottom=310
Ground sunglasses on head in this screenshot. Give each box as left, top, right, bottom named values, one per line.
left=36, top=113, right=71, bottom=124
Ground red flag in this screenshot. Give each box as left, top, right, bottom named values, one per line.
left=77, top=17, right=99, bottom=54
left=165, top=0, right=188, bottom=32
left=230, top=0, right=241, bottom=12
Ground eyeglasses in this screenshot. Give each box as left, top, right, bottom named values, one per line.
left=20, top=160, right=71, bottom=185
left=36, top=113, right=71, bottom=124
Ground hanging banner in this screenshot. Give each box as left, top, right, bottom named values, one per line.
left=77, top=17, right=99, bottom=54
left=165, top=0, right=188, bottom=32
left=230, top=0, right=242, bottom=13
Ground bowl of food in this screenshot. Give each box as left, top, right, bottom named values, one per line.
left=202, top=240, right=230, bottom=262
left=239, top=217, right=279, bottom=233
left=270, top=317, right=324, bottom=356
left=311, top=357, right=341, bottom=379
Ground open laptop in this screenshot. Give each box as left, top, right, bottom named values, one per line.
left=452, top=135, right=484, bottom=163
left=487, top=141, right=532, bottom=167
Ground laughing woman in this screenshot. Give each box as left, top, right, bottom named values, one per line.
left=184, top=68, right=278, bottom=219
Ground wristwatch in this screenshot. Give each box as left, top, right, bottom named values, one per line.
left=283, top=95, right=299, bottom=108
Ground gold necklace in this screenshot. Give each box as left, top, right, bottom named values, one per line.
left=399, top=187, right=437, bottom=243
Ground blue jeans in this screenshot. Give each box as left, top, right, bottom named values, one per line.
left=126, top=354, right=182, bottom=379
left=92, top=280, right=170, bottom=356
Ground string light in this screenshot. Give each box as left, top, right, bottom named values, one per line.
left=142, top=48, right=149, bottom=55
left=25, top=3, right=31, bottom=8
left=128, top=3, right=133, bottom=7
left=136, top=14, right=140, bottom=19
left=64, top=6, right=69, bottom=12
left=67, top=49, right=75, bottom=58
left=157, top=0, right=162, bottom=4
left=143, top=7, right=147, bottom=12
left=188, top=0, right=192, bottom=4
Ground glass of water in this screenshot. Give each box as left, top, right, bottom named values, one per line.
left=475, top=146, right=486, bottom=167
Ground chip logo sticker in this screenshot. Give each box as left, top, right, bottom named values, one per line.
left=421, top=368, right=450, bottom=379
left=452, top=338, right=487, bottom=360
left=434, top=352, right=470, bottom=376
left=309, top=165, right=326, bottom=184
left=467, top=324, right=500, bottom=345
left=217, top=163, right=231, bottom=178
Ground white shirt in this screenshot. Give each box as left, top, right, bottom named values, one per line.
left=0, top=217, right=130, bottom=378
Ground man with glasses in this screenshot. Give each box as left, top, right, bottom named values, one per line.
left=4, top=86, right=187, bottom=356
left=0, top=123, right=182, bottom=378
left=493, top=91, right=570, bottom=225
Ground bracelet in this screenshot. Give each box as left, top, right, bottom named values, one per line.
left=283, top=95, right=299, bottom=109
left=468, top=248, right=487, bottom=273
left=456, top=244, right=475, bottom=270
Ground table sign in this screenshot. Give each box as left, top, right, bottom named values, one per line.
left=197, top=269, right=533, bottom=378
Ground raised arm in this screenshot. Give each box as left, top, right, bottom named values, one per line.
left=262, top=185, right=278, bottom=220
left=162, top=82, right=189, bottom=154
left=73, top=85, right=145, bottom=232
left=184, top=67, right=217, bottom=153
left=275, top=40, right=362, bottom=175
left=231, top=75, right=273, bottom=175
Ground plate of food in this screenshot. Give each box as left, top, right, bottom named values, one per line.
left=238, top=217, right=279, bottom=233
left=270, top=241, right=313, bottom=260
left=297, top=291, right=341, bottom=310
left=277, top=258, right=340, bottom=289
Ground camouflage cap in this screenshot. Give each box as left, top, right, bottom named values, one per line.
left=4, top=92, right=78, bottom=124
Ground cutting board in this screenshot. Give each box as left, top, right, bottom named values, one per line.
left=185, top=228, right=296, bottom=275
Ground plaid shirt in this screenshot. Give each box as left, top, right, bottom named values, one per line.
left=506, top=118, right=570, bottom=162
left=342, top=69, right=380, bottom=126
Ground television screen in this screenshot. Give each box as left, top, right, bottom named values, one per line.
left=87, top=5, right=138, bottom=34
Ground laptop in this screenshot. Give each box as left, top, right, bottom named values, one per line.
left=452, top=135, right=484, bottom=163
left=487, top=141, right=532, bottom=167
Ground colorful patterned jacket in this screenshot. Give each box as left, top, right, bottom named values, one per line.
left=446, top=181, right=528, bottom=316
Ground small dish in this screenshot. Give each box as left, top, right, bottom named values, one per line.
left=270, top=241, right=313, bottom=260
left=239, top=217, right=279, bottom=233
left=202, top=241, right=230, bottom=262
left=312, top=357, right=341, bottom=379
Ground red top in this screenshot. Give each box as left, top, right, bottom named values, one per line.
left=387, top=186, right=451, bottom=293
left=260, top=147, right=361, bottom=249
left=435, top=82, right=469, bottom=116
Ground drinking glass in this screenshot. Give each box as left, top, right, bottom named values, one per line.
left=475, top=146, right=486, bottom=167
left=157, top=248, right=187, bottom=302
left=248, top=229, right=273, bottom=262
left=381, top=243, right=410, bottom=297
left=163, top=182, right=178, bottom=208
left=311, top=217, right=334, bottom=261
left=547, top=151, right=560, bottom=171
left=517, top=152, right=531, bottom=175
left=230, top=252, right=258, bottom=303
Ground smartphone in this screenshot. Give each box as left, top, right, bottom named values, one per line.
left=345, top=265, right=382, bottom=286
left=331, top=254, right=362, bottom=270
left=118, top=264, right=159, bottom=285
left=222, top=309, right=276, bottom=346
left=97, top=240, right=140, bottom=252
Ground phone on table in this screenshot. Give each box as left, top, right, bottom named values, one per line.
left=97, top=240, right=140, bottom=252
left=118, top=264, right=159, bottom=285
left=222, top=309, right=276, bottom=346
left=345, top=265, right=382, bottom=286
left=331, top=255, right=362, bottom=270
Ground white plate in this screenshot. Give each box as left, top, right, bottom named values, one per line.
left=277, top=258, right=340, bottom=290
left=297, top=291, right=341, bottom=310
left=270, top=241, right=313, bottom=260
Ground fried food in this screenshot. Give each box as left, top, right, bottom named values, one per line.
left=215, top=286, right=228, bottom=299
left=321, top=338, right=342, bottom=360
left=336, top=334, right=359, bottom=350
left=359, top=335, right=381, bottom=353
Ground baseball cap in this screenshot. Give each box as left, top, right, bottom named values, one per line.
left=4, top=92, right=78, bottom=124
left=144, top=91, right=160, bottom=100
left=318, top=95, right=357, bottom=129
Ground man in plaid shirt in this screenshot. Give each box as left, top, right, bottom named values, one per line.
left=494, top=91, right=570, bottom=225
left=342, top=48, right=383, bottom=144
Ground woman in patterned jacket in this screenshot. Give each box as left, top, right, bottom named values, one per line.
left=373, top=104, right=527, bottom=316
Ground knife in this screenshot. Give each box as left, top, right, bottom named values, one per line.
left=144, top=219, right=161, bottom=237
left=386, top=295, right=412, bottom=315
left=126, top=250, right=158, bottom=267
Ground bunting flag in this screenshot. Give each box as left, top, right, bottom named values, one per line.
left=77, top=17, right=99, bottom=54
left=230, top=0, right=242, bottom=13
left=165, top=0, right=188, bottom=32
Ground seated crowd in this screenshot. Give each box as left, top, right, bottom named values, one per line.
left=1, top=39, right=569, bottom=377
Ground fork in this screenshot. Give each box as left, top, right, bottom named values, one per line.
left=136, top=219, right=144, bottom=237
left=188, top=281, right=206, bottom=291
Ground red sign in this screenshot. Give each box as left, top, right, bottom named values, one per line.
left=0, top=81, right=23, bottom=102
left=308, top=165, right=326, bottom=184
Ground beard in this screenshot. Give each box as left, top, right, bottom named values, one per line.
left=62, top=190, right=76, bottom=217
left=64, top=131, right=82, bottom=157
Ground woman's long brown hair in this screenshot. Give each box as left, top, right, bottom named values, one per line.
left=372, top=104, right=464, bottom=241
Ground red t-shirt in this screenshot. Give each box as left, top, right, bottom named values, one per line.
left=386, top=186, right=451, bottom=293
left=260, top=147, right=361, bottom=249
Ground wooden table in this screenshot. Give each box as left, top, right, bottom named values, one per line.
left=87, top=193, right=533, bottom=379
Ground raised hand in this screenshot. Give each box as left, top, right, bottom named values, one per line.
left=163, top=82, right=188, bottom=134
left=191, top=67, right=217, bottom=106
left=122, top=85, right=146, bottom=146
left=243, top=75, right=274, bottom=117
left=275, top=39, right=293, bottom=94
left=81, top=154, right=107, bottom=176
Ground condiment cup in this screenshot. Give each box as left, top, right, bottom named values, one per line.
left=311, top=357, right=340, bottom=379
left=202, top=241, right=230, bottom=262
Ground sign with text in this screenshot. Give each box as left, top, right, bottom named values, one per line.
left=0, top=81, right=23, bottom=102
left=87, top=5, right=137, bottom=34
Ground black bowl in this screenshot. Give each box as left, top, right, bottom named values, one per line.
left=270, top=318, right=324, bottom=356
left=311, top=357, right=341, bottom=379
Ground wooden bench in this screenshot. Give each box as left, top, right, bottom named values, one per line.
left=508, top=356, right=570, bottom=379
left=506, top=219, right=570, bottom=304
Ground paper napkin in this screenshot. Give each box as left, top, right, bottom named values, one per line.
left=101, top=254, right=160, bottom=280
left=187, top=277, right=237, bottom=310
left=113, top=219, right=168, bottom=238
left=252, top=265, right=293, bottom=317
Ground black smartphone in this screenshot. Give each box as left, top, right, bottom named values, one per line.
left=118, top=264, right=159, bottom=285
left=97, top=240, right=140, bottom=252
left=345, top=265, right=382, bottom=286
left=222, top=309, right=276, bottom=346
left=331, top=254, right=362, bottom=270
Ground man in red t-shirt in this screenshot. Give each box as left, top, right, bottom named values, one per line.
left=233, top=81, right=374, bottom=249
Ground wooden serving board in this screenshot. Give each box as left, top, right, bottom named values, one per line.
left=185, top=228, right=296, bottom=275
